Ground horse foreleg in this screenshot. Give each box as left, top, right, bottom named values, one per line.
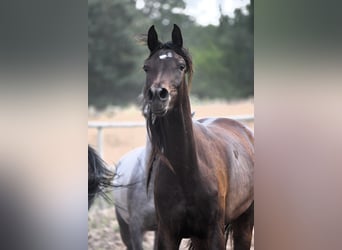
left=128, top=217, right=145, bottom=250
left=156, top=229, right=181, bottom=250
left=190, top=225, right=225, bottom=250
left=231, top=202, right=254, bottom=250
left=115, top=209, right=133, bottom=250
left=153, top=231, right=158, bottom=250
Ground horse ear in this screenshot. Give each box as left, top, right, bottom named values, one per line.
left=147, top=25, right=159, bottom=52
left=172, top=24, right=183, bottom=48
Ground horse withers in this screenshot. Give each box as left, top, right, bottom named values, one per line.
left=141, top=24, right=254, bottom=250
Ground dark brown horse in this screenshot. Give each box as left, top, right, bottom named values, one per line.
left=141, top=24, right=254, bottom=250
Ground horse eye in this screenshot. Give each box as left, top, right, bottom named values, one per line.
left=143, top=65, right=149, bottom=72
left=179, top=64, right=185, bottom=71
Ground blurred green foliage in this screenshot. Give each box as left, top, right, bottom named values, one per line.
left=88, top=0, right=253, bottom=109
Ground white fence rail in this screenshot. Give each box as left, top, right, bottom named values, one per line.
left=88, top=114, right=254, bottom=157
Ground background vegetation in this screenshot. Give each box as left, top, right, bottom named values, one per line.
left=88, top=0, right=253, bottom=109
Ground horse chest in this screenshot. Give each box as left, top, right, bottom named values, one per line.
left=155, top=171, right=217, bottom=237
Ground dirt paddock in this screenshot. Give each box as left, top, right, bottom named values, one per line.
left=88, top=98, right=254, bottom=249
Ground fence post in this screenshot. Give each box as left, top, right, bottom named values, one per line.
left=97, top=126, right=103, bottom=158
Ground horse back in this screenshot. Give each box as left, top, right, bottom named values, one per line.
left=197, top=117, right=253, bottom=148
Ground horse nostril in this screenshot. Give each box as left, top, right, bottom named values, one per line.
left=158, top=88, right=169, bottom=101
left=147, top=89, right=153, bottom=101
left=148, top=87, right=169, bottom=101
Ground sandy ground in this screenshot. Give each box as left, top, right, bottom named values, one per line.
left=88, top=98, right=254, bottom=249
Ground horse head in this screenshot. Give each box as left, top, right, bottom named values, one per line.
left=142, top=24, right=193, bottom=118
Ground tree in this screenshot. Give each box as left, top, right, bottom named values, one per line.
left=139, top=0, right=193, bottom=40
left=88, top=0, right=148, bottom=108
left=217, top=1, right=254, bottom=98
left=88, top=0, right=254, bottom=108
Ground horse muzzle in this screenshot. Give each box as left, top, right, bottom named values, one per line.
left=150, top=102, right=168, bottom=116
left=148, top=87, right=170, bottom=116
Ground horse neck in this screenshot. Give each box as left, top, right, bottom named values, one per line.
left=154, top=82, right=199, bottom=178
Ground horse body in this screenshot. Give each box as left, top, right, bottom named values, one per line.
left=142, top=25, right=254, bottom=249
left=195, top=117, right=254, bottom=221
left=113, top=146, right=157, bottom=250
